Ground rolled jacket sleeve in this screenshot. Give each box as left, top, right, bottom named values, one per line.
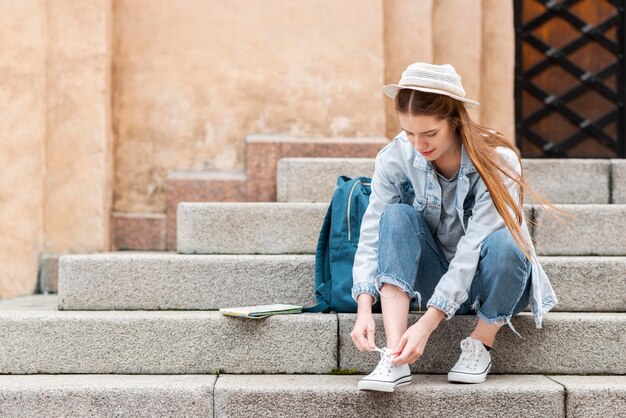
left=426, top=149, right=524, bottom=319
left=351, top=151, right=400, bottom=305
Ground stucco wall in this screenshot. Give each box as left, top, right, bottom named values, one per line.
left=44, top=0, right=113, bottom=254
left=0, top=0, right=112, bottom=298
left=0, top=0, right=46, bottom=298
left=112, top=0, right=386, bottom=213
left=0, top=0, right=515, bottom=298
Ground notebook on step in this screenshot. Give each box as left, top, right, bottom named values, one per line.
left=219, top=304, right=303, bottom=319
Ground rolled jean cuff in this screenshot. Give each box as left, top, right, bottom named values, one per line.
left=374, top=274, right=422, bottom=309
left=426, top=293, right=462, bottom=320
left=475, top=310, right=524, bottom=339
left=351, top=282, right=379, bottom=305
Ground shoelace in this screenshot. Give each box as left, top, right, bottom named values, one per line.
left=371, top=347, right=395, bottom=376
left=456, top=337, right=483, bottom=370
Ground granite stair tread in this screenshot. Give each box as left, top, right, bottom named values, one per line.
left=1, top=295, right=624, bottom=375
left=57, top=252, right=626, bottom=312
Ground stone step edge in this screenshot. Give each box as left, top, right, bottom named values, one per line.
left=164, top=137, right=388, bottom=251
left=2, top=375, right=623, bottom=417
left=277, top=157, right=626, bottom=207
left=2, top=295, right=625, bottom=375
left=54, top=253, right=626, bottom=312
left=48, top=253, right=626, bottom=304
left=175, top=202, right=626, bottom=255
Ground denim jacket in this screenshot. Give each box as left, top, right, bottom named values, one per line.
left=351, top=131, right=558, bottom=328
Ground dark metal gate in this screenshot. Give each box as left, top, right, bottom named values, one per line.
left=514, top=0, right=626, bottom=157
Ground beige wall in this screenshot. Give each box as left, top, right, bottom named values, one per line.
left=0, top=0, right=515, bottom=298
left=0, top=0, right=112, bottom=298
left=112, top=0, right=386, bottom=213
left=0, top=0, right=46, bottom=298
left=44, top=0, right=113, bottom=254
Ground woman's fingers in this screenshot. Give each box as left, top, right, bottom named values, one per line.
left=366, top=327, right=376, bottom=350
left=392, top=336, right=423, bottom=365
left=393, top=347, right=419, bottom=365
left=390, top=336, right=411, bottom=365
left=351, top=325, right=374, bottom=352
left=350, top=330, right=363, bottom=351
left=391, top=333, right=408, bottom=356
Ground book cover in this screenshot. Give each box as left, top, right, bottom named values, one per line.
left=219, top=303, right=303, bottom=319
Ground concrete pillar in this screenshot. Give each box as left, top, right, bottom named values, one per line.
left=0, top=0, right=113, bottom=298
left=383, top=0, right=434, bottom=139
left=44, top=0, right=113, bottom=254
left=433, top=0, right=483, bottom=123
left=0, top=0, right=47, bottom=297
left=481, top=0, right=515, bottom=143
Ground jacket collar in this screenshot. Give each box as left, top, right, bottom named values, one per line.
left=412, top=141, right=476, bottom=175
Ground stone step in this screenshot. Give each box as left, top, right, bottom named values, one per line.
left=57, top=253, right=626, bottom=312
left=160, top=136, right=388, bottom=252
left=176, top=202, right=626, bottom=256
left=245, top=134, right=388, bottom=202
left=277, top=157, right=374, bottom=203
left=176, top=202, right=531, bottom=254
left=58, top=253, right=318, bottom=310
left=0, top=295, right=336, bottom=375
left=2, top=375, right=624, bottom=417
left=214, top=375, right=565, bottom=417
left=338, top=311, right=626, bottom=375
left=111, top=212, right=168, bottom=251
left=0, top=375, right=215, bottom=417
left=551, top=375, right=626, bottom=417
left=165, top=170, right=248, bottom=251
left=0, top=374, right=626, bottom=418
left=277, top=157, right=615, bottom=204
left=217, top=375, right=626, bottom=418
left=614, top=160, right=626, bottom=203
left=176, top=202, right=330, bottom=254
left=534, top=204, right=626, bottom=255
left=1, top=295, right=624, bottom=375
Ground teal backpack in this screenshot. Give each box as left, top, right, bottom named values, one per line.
left=303, top=175, right=382, bottom=313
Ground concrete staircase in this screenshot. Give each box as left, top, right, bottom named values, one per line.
left=2, top=157, right=626, bottom=416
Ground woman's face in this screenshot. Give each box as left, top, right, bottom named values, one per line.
left=397, top=113, right=460, bottom=162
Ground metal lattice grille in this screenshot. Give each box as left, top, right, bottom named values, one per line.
left=514, top=0, right=625, bottom=157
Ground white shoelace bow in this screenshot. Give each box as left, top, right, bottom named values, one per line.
left=457, top=337, right=484, bottom=370
left=372, top=347, right=395, bottom=376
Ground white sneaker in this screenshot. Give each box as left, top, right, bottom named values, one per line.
left=358, top=347, right=412, bottom=392
left=448, top=336, right=492, bottom=384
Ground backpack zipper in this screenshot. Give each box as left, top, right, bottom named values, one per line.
left=347, top=180, right=371, bottom=241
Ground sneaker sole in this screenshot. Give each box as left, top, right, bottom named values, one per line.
left=447, top=362, right=492, bottom=384
left=358, top=375, right=412, bottom=392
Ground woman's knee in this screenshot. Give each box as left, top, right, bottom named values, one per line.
left=475, top=228, right=532, bottom=292
left=380, top=203, right=424, bottom=234
left=480, top=228, right=528, bottom=266
left=381, top=202, right=415, bottom=220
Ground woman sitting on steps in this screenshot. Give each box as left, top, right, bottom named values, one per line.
left=350, top=62, right=571, bottom=392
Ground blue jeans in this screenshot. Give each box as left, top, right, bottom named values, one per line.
left=375, top=203, right=532, bottom=338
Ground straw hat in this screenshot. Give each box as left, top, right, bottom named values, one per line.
left=382, top=62, right=480, bottom=109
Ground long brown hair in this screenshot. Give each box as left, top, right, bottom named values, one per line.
left=395, top=88, right=574, bottom=261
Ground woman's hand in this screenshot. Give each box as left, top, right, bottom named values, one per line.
left=350, top=312, right=376, bottom=352
left=389, top=320, right=432, bottom=365
left=389, top=307, right=444, bottom=365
